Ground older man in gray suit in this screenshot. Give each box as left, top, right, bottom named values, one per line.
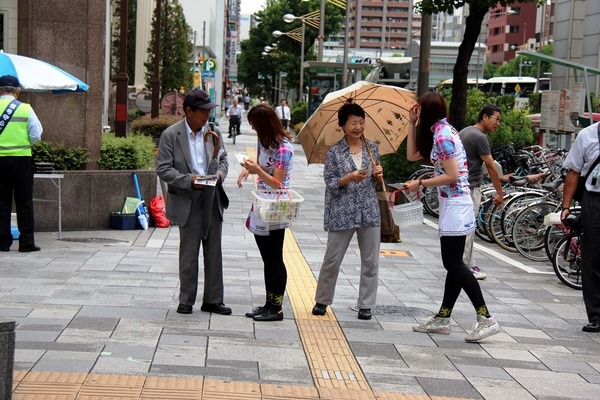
left=157, top=89, right=231, bottom=315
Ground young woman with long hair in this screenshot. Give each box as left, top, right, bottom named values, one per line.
left=404, top=91, right=501, bottom=342
left=237, top=104, right=294, bottom=321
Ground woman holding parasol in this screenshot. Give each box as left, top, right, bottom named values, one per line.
left=312, top=102, right=384, bottom=320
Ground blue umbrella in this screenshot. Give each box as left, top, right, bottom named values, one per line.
left=0, top=51, right=89, bottom=93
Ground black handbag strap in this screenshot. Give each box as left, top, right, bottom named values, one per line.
left=582, top=123, right=600, bottom=182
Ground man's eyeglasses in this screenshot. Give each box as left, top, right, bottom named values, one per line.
left=488, top=115, right=501, bottom=123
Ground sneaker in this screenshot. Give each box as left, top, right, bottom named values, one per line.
left=471, top=266, right=487, bottom=280
left=465, top=315, right=501, bottom=342
left=412, top=316, right=450, bottom=335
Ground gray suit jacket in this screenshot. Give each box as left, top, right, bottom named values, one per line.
left=156, top=119, right=229, bottom=230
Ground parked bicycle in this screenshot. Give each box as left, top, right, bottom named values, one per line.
left=552, top=212, right=583, bottom=290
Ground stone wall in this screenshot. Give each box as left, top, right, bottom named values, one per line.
left=18, top=0, right=105, bottom=168
left=33, top=170, right=158, bottom=231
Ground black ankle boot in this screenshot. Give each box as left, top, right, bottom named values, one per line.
left=253, top=306, right=283, bottom=321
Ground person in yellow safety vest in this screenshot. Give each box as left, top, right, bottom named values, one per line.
left=0, top=75, right=44, bottom=252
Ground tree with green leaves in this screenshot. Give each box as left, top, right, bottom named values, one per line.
left=416, top=0, right=544, bottom=130
left=144, top=0, right=193, bottom=97
left=238, top=0, right=344, bottom=101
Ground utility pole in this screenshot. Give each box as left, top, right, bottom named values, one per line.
left=318, top=0, right=325, bottom=61
left=341, top=0, right=351, bottom=88
left=115, top=0, right=129, bottom=137
left=417, top=14, right=432, bottom=97
left=151, top=0, right=161, bottom=118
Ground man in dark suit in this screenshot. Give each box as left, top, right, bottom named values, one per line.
left=156, top=89, right=231, bottom=315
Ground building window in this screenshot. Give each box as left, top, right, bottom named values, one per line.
left=509, top=25, right=519, bottom=34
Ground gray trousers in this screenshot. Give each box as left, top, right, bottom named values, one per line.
left=178, top=195, right=224, bottom=306
left=463, top=186, right=481, bottom=268
left=315, top=226, right=380, bottom=309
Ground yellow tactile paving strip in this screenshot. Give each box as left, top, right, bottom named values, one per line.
left=283, top=231, right=372, bottom=393
left=12, top=371, right=463, bottom=399
left=11, top=146, right=463, bottom=399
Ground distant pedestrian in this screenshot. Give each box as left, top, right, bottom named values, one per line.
left=0, top=75, right=43, bottom=253
left=243, top=94, right=251, bottom=111
left=223, top=94, right=232, bottom=112
left=275, top=99, right=291, bottom=130
left=226, top=97, right=243, bottom=139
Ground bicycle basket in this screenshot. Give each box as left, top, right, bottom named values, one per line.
left=393, top=201, right=424, bottom=228
left=251, top=189, right=304, bottom=223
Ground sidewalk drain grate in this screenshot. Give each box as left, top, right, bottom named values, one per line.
left=60, top=237, right=129, bottom=244
left=350, top=305, right=432, bottom=317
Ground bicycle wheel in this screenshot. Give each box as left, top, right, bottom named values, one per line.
left=544, top=225, right=567, bottom=262
left=500, top=192, right=545, bottom=240
left=232, top=124, right=237, bottom=144
left=552, top=236, right=583, bottom=290
left=512, top=202, right=558, bottom=261
left=487, top=199, right=518, bottom=252
left=475, top=197, right=494, bottom=243
left=422, top=186, right=439, bottom=218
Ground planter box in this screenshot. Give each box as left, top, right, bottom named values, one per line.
left=33, top=170, right=157, bottom=231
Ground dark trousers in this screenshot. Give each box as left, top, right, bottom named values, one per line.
left=254, top=229, right=287, bottom=295
left=0, top=156, right=36, bottom=249
left=440, top=235, right=486, bottom=310
left=229, top=116, right=241, bottom=135
left=280, top=119, right=289, bottom=130
left=581, top=191, right=600, bottom=323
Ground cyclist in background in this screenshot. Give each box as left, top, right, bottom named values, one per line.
left=226, top=97, right=243, bottom=139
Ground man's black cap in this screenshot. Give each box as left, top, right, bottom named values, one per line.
left=0, top=75, right=20, bottom=88
left=183, top=89, right=218, bottom=110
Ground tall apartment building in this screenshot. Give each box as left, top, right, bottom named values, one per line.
left=349, top=0, right=421, bottom=54
left=486, top=2, right=537, bottom=64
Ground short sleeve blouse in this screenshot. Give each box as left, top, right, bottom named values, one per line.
left=430, top=119, right=470, bottom=198
left=256, top=138, right=294, bottom=189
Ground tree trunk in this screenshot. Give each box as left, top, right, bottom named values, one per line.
left=448, top=4, right=488, bottom=131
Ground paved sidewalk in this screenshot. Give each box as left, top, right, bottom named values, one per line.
left=2, top=115, right=600, bottom=399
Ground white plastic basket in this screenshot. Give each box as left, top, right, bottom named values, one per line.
left=393, top=201, right=424, bottom=228
left=251, top=189, right=304, bottom=223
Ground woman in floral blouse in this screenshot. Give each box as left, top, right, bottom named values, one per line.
left=237, top=104, right=294, bottom=322
left=404, top=91, right=501, bottom=342
left=312, top=103, right=384, bottom=320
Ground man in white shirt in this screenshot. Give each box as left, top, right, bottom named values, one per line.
left=561, top=121, right=600, bottom=333
left=226, top=97, right=243, bottom=138
left=276, top=99, right=291, bottom=130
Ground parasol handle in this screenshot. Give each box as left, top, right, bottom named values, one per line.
left=362, top=134, right=386, bottom=192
